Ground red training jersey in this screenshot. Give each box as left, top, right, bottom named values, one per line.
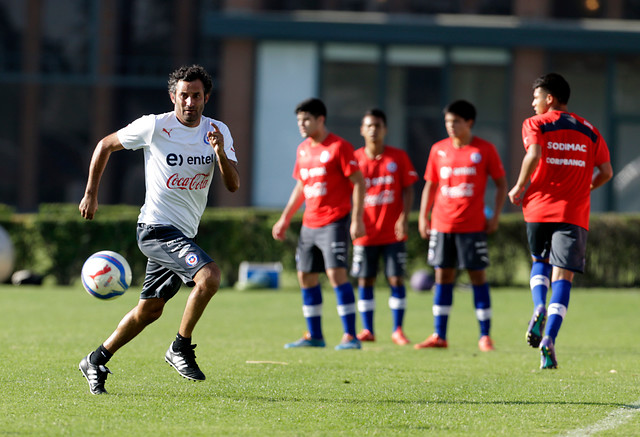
left=425, top=136, right=506, bottom=233
left=521, top=111, right=610, bottom=230
left=353, top=146, right=419, bottom=246
left=293, top=133, right=360, bottom=228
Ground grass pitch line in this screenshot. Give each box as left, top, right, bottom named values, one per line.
left=245, top=360, right=289, bottom=365
left=562, top=398, right=640, bottom=436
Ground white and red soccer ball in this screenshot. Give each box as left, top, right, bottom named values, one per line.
left=81, top=251, right=132, bottom=300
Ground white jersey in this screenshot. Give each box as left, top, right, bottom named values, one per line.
left=117, top=111, right=237, bottom=238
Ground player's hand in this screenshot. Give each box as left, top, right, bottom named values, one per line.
left=418, top=216, right=431, bottom=240
left=350, top=218, right=366, bottom=240
left=394, top=217, right=409, bottom=241
left=508, top=185, right=525, bottom=206
left=79, top=195, right=98, bottom=220
left=486, top=216, right=500, bottom=234
left=272, top=218, right=288, bottom=241
left=207, top=122, right=225, bottom=156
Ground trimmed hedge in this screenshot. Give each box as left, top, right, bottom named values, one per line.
left=1, top=204, right=638, bottom=288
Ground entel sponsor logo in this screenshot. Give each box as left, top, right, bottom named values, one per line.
left=547, top=142, right=587, bottom=152
left=365, top=175, right=395, bottom=189
left=166, top=173, right=210, bottom=190
left=166, top=153, right=215, bottom=166
left=300, top=166, right=327, bottom=181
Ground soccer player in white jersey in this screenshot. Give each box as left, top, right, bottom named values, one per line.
left=78, top=65, right=239, bottom=394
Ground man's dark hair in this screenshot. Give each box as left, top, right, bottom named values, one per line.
left=168, top=65, right=213, bottom=96
left=444, top=100, right=476, bottom=122
left=364, top=108, right=387, bottom=126
left=295, top=98, right=327, bottom=119
left=533, top=73, right=571, bottom=105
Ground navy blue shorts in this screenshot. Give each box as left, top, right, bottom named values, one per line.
left=136, top=223, right=214, bottom=300
left=351, top=241, right=407, bottom=279
left=526, top=222, right=587, bottom=273
left=296, top=215, right=350, bottom=273
left=428, top=231, right=489, bottom=270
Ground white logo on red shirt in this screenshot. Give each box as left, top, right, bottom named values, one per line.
left=320, top=151, right=330, bottom=163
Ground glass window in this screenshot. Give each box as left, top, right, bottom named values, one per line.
left=42, top=0, right=92, bottom=74
left=0, top=0, right=23, bottom=72
left=549, top=53, right=608, bottom=136
left=450, top=49, right=510, bottom=213
left=0, top=83, right=19, bottom=204
left=612, top=123, right=640, bottom=211
left=615, top=55, right=640, bottom=115
left=321, top=44, right=380, bottom=147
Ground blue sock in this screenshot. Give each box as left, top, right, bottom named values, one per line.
left=530, top=261, right=552, bottom=308
left=433, top=283, right=454, bottom=340
left=389, top=285, right=406, bottom=331
left=546, top=280, right=571, bottom=342
left=335, top=282, right=357, bottom=337
left=302, top=285, right=323, bottom=339
left=472, top=282, right=491, bottom=337
left=357, top=285, right=375, bottom=333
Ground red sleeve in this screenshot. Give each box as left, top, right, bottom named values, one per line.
left=401, top=151, right=419, bottom=187
left=593, top=131, right=611, bottom=166
left=424, top=146, right=439, bottom=182
left=522, top=117, right=543, bottom=151
left=337, top=141, right=359, bottom=178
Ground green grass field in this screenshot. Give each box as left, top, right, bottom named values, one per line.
left=1, top=284, right=639, bottom=436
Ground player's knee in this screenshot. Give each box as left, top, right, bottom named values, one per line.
left=195, top=263, right=221, bottom=297
left=137, top=301, right=164, bottom=324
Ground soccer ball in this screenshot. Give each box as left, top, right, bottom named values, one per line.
left=410, top=269, right=435, bottom=292
left=81, top=251, right=132, bottom=300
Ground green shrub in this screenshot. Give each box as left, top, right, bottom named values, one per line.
left=1, top=204, right=639, bottom=288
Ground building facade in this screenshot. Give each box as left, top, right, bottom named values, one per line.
left=1, top=0, right=639, bottom=212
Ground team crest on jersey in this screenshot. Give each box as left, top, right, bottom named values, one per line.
left=387, top=162, right=398, bottom=173
left=185, top=252, right=200, bottom=267
left=471, top=152, right=482, bottom=164
left=203, top=133, right=210, bottom=144
left=320, top=150, right=330, bottom=163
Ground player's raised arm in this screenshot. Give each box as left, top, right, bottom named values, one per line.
left=208, top=122, right=240, bottom=193
left=79, top=133, right=124, bottom=220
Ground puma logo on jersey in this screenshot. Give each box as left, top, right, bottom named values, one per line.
left=163, top=128, right=174, bottom=137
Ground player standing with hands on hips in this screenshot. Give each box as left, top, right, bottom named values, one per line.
left=351, top=109, right=418, bottom=345
left=416, top=100, right=507, bottom=352
left=509, top=73, right=612, bottom=369
left=273, top=98, right=366, bottom=350
left=78, top=65, right=240, bottom=394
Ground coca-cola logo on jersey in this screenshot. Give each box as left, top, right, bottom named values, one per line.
left=166, top=173, right=210, bottom=190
